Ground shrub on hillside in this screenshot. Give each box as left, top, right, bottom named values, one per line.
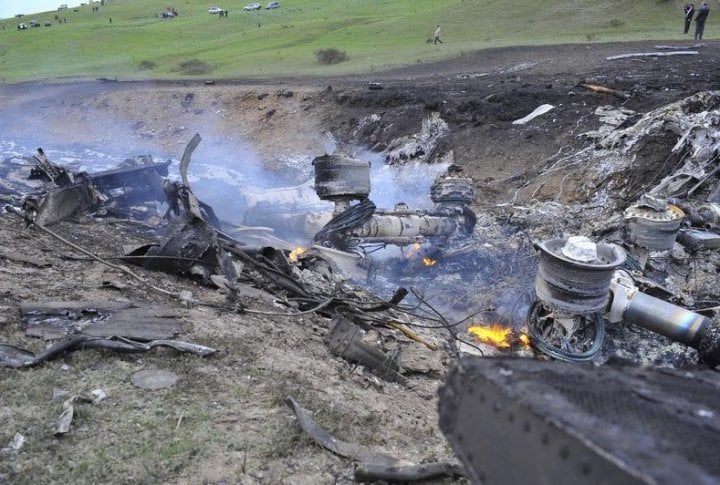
left=138, top=60, right=156, bottom=71
left=176, top=59, right=212, bottom=75
left=315, top=48, right=347, bottom=65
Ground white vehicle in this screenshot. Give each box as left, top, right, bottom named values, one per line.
left=243, top=3, right=261, bottom=11
left=266, top=2, right=280, bottom=9
left=208, top=6, right=223, bottom=14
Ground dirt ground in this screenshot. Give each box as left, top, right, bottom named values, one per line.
left=1, top=40, right=720, bottom=483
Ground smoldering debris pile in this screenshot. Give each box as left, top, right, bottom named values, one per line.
left=477, top=90, right=720, bottom=368
left=0, top=134, right=484, bottom=387
left=3, top=91, right=720, bottom=373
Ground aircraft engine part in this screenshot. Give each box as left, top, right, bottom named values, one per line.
left=624, top=200, right=683, bottom=252
left=534, top=236, right=626, bottom=314
left=312, top=154, right=370, bottom=202
left=609, top=270, right=720, bottom=368
left=430, top=173, right=475, bottom=206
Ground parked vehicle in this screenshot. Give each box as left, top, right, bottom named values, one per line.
left=17, top=22, right=27, bottom=30
left=58, top=4, right=68, bottom=10
left=243, top=3, right=261, bottom=11
left=208, top=6, right=223, bottom=14
left=266, top=2, right=280, bottom=9
left=29, top=20, right=41, bottom=28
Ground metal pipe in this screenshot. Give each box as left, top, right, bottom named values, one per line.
left=624, top=292, right=709, bottom=347
left=349, top=215, right=457, bottom=239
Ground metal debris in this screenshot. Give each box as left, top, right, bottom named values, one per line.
left=439, top=357, right=720, bottom=484
left=21, top=300, right=181, bottom=341
left=607, top=51, right=699, bottom=60
left=0, top=433, right=26, bottom=455
left=55, top=395, right=92, bottom=436
left=0, top=336, right=218, bottom=369
left=286, top=396, right=466, bottom=482
left=512, top=104, right=554, bottom=125
left=325, top=317, right=406, bottom=384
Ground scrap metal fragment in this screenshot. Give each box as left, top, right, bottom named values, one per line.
left=325, top=317, right=406, bottom=384
left=179, top=133, right=202, bottom=187
left=677, top=228, right=720, bottom=251
left=90, top=159, right=170, bottom=206
left=512, top=104, right=554, bottom=125
left=285, top=396, right=404, bottom=466
left=21, top=301, right=180, bottom=341
left=30, top=148, right=72, bottom=186
left=655, top=44, right=704, bottom=50
left=439, top=357, right=720, bottom=484
left=286, top=397, right=465, bottom=482
left=607, top=51, right=699, bottom=60
left=24, top=178, right=100, bottom=226
left=0, top=433, right=26, bottom=455
left=55, top=395, right=92, bottom=436
left=0, top=336, right=217, bottom=369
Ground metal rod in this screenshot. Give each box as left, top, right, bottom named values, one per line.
left=624, top=292, right=710, bottom=347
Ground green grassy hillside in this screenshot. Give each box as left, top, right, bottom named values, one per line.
left=0, top=0, right=708, bottom=83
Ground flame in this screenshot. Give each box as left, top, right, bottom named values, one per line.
left=422, top=256, right=437, bottom=267
left=519, top=332, right=531, bottom=348
left=468, top=324, right=512, bottom=348
left=288, top=247, right=307, bottom=263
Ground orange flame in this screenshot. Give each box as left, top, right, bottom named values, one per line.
left=519, top=333, right=531, bottom=348
left=422, top=256, right=437, bottom=267
left=468, top=324, right=512, bottom=348
left=288, top=247, right=307, bottom=263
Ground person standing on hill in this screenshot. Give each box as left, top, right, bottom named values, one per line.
left=695, top=2, right=710, bottom=40
left=684, top=3, right=695, bottom=34
left=434, top=25, right=443, bottom=45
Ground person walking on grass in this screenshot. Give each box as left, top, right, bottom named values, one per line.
left=434, top=24, right=443, bottom=45
left=695, top=2, right=709, bottom=40
left=684, top=3, right=695, bottom=34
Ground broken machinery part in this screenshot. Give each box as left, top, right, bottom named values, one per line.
left=439, top=357, right=720, bottom=485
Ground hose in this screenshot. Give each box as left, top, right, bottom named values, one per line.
left=314, top=198, right=376, bottom=246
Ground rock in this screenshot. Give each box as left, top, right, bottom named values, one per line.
left=131, top=369, right=179, bottom=390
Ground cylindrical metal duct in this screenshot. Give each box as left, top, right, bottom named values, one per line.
left=624, top=292, right=709, bottom=347
left=430, top=175, right=475, bottom=205
left=312, top=154, right=371, bottom=202
left=350, top=214, right=457, bottom=240
left=534, top=237, right=626, bottom=314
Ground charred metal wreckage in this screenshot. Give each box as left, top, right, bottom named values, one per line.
left=440, top=91, right=720, bottom=484
left=0, top=136, right=478, bottom=377
left=311, top=153, right=475, bottom=252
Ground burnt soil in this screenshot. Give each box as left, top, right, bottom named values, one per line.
left=1, top=40, right=719, bottom=483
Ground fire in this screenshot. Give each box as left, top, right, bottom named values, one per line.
left=288, top=247, right=307, bottom=263
left=519, top=332, right=531, bottom=348
left=468, top=324, right=513, bottom=348
left=422, top=256, right=437, bottom=267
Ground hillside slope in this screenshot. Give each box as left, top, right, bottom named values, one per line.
left=0, top=0, right=707, bottom=83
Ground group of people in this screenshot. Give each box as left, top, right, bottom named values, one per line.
left=684, top=2, right=710, bottom=40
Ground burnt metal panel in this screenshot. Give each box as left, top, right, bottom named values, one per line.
left=439, top=357, right=720, bottom=485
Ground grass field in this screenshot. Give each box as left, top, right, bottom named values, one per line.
left=0, top=0, right=710, bottom=83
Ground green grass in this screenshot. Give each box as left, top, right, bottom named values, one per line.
left=0, top=0, right=707, bottom=83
